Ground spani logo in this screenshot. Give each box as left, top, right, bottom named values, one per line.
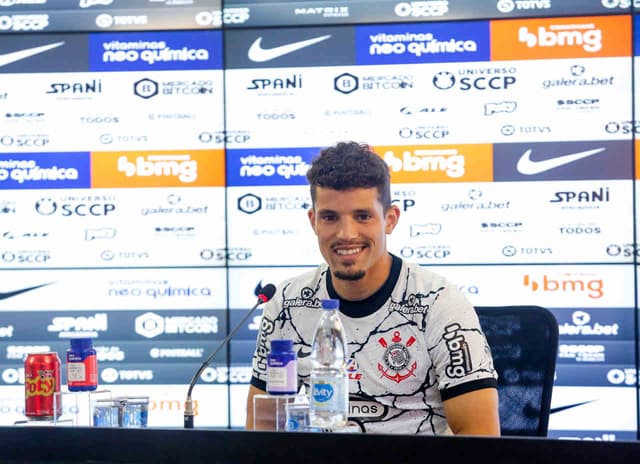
left=312, top=383, right=334, bottom=402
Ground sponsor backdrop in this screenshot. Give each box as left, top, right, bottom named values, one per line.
left=0, top=0, right=637, bottom=440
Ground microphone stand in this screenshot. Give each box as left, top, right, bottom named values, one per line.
left=184, top=284, right=275, bottom=429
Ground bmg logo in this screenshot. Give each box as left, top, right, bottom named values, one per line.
left=518, top=25, right=602, bottom=52
left=523, top=274, right=603, bottom=299
left=117, top=154, right=198, bottom=183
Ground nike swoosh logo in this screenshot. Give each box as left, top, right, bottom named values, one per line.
left=248, top=35, right=331, bottom=62
left=0, top=42, right=65, bottom=68
left=550, top=400, right=594, bottom=415
left=0, top=283, right=52, bottom=301
left=517, top=147, right=606, bottom=175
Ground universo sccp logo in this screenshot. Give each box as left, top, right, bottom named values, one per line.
left=35, top=198, right=116, bottom=216
left=433, top=68, right=516, bottom=91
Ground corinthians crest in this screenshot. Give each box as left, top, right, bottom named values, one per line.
left=377, top=330, right=417, bottom=383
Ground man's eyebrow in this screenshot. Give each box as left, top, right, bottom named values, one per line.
left=316, top=208, right=373, bottom=215
left=316, top=208, right=337, bottom=215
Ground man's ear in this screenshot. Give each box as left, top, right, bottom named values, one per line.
left=385, top=204, right=400, bottom=234
left=308, top=207, right=317, bottom=234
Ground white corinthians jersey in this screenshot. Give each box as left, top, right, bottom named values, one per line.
left=250, top=255, right=497, bottom=435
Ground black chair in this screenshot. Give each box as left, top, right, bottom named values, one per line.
left=475, top=305, right=559, bottom=437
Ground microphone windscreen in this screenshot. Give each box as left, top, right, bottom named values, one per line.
left=258, top=283, right=276, bottom=303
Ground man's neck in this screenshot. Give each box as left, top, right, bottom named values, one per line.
left=330, top=253, right=392, bottom=302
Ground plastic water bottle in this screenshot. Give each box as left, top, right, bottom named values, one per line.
left=309, top=298, right=348, bottom=428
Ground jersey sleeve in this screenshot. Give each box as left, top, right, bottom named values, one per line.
left=249, top=293, right=282, bottom=391
left=426, top=283, right=497, bottom=399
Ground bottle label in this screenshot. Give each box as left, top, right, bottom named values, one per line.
left=268, top=367, right=288, bottom=387
left=310, top=375, right=347, bottom=412
left=67, top=362, right=86, bottom=382
left=267, top=357, right=297, bottom=394
left=312, top=382, right=334, bottom=403
left=67, top=353, right=98, bottom=389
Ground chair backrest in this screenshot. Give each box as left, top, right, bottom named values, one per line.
left=475, top=305, right=559, bottom=437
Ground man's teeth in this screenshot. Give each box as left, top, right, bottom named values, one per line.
left=336, top=248, right=361, bottom=256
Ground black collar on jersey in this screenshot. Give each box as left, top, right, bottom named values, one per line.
left=326, top=253, right=402, bottom=318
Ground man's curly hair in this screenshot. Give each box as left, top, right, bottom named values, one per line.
left=306, top=141, right=391, bottom=210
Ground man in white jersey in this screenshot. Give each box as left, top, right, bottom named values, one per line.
left=246, top=141, right=500, bottom=435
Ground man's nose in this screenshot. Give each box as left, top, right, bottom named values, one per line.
left=336, top=217, right=358, bottom=239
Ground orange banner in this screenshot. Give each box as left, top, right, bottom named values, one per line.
left=491, top=15, right=631, bottom=61
left=373, top=144, right=493, bottom=183
left=636, top=139, right=640, bottom=180
left=91, top=149, right=225, bottom=188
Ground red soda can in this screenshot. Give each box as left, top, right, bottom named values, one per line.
left=24, top=352, right=62, bottom=420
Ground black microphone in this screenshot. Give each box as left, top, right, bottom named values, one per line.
left=184, top=282, right=276, bottom=429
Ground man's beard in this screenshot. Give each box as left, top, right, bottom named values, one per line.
left=333, top=269, right=366, bottom=281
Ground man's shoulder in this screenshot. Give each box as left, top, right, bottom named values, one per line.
left=278, top=265, right=327, bottom=294
left=401, top=260, right=452, bottom=289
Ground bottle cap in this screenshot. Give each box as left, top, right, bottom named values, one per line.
left=69, top=337, right=93, bottom=350
left=271, top=339, right=293, bottom=352
left=321, top=298, right=339, bottom=310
